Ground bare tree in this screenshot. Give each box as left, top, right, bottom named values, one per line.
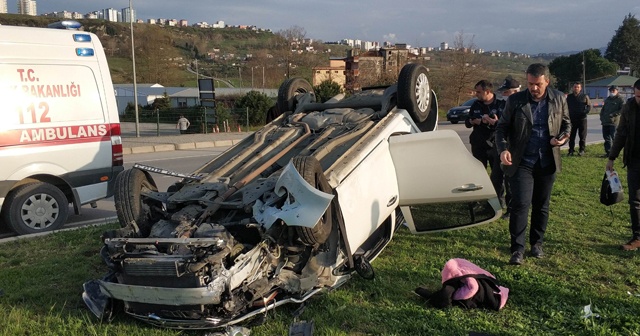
left=430, top=32, right=491, bottom=110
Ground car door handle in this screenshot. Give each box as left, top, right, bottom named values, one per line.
left=456, top=184, right=483, bottom=192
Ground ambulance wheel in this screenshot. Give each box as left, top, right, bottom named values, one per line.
left=114, top=168, right=162, bottom=236
left=2, top=182, right=69, bottom=235
left=291, top=156, right=333, bottom=246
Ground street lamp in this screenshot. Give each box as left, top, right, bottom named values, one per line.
left=129, top=0, right=140, bottom=137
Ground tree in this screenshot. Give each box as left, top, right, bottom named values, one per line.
left=313, top=80, right=342, bottom=103
left=235, top=91, right=274, bottom=125
left=152, top=92, right=171, bottom=110
left=430, top=32, right=490, bottom=110
left=549, top=49, right=618, bottom=92
left=605, top=14, right=640, bottom=76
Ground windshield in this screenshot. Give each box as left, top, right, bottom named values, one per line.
left=462, top=98, right=476, bottom=106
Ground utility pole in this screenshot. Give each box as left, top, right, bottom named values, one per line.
left=129, top=0, right=139, bottom=137
left=582, top=51, right=587, bottom=96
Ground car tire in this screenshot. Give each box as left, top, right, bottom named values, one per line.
left=277, top=78, right=313, bottom=113
left=2, top=182, right=69, bottom=235
left=413, top=90, right=438, bottom=132
left=114, top=168, right=161, bottom=236
left=450, top=120, right=459, bottom=124
left=291, top=156, right=333, bottom=246
left=397, top=63, right=431, bottom=123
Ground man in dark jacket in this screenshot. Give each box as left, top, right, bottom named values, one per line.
left=566, top=82, right=591, bottom=156
left=465, top=80, right=502, bottom=168
left=600, top=85, right=624, bottom=157
left=495, top=63, right=571, bottom=265
left=606, top=79, right=640, bottom=251
left=465, top=80, right=507, bottom=209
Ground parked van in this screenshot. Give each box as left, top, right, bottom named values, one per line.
left=0, top=23, right=124, bottom=235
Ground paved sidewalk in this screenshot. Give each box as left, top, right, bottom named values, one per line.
left=120, top=122, right=251, bottom=155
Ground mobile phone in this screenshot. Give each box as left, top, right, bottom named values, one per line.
left=555, top=131, right=568, bottom=141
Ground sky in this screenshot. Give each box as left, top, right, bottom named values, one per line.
left=28, top=0, right=640, bottom=55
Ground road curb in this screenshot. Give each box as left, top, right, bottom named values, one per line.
left=123, top=139, right=246, bottom=155
left=0, top=216, right=117, bottom=245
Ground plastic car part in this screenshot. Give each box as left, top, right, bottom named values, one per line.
left=252, top=160, right=334, bottom=231
left=2, top=182, right=69, bottom=235
left=277, top=77, right=314, bottom=113
left=289, top=320, right=314, bottom=336
left=354, top=255, right=375, bottom=280
left=290, top=156, right=334, bottom=246
left=113, top=168, right=162, bottom=236
left=397, top=63, right=431, bottom=123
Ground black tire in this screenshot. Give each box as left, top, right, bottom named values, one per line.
left=2, top=182, right=69, bottom=235
left=414, top=90, right=439, bottom=132
left=450, top=121, right=459, bottom=124
left=277, top=78, right=313, bottom=113
left=291, top=156, right=333, bottom=246
left=397, top=63, right=431, bottom=123
left=114, top=168, right=161, bottom=236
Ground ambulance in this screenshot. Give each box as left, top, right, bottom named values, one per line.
left=0, top=22, right=124, bottom=235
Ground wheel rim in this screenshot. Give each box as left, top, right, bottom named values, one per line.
left=414, top=73, right=430, bottom=113
left=20, top=193, right=60, bottom=230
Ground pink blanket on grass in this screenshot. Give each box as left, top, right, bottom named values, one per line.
left=441, top=258, right=509, bottom=309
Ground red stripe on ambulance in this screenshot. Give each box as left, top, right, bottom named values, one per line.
left=0, top=124, right=112, bottom=148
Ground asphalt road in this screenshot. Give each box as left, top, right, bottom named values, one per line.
left=0, top=114, right=605, bottom=240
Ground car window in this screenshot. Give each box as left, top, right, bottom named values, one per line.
left=462, top=98, right=476, bottom=106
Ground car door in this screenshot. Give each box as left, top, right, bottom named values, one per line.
left=389, top=129, right=502, bottom=233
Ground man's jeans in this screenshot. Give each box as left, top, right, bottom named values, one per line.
left=507, top=161, right=556, bottom=253
left=602, top=125, right=616, bottom=155
left=628, top=159, right=640, bottom=238
left=569, top=118, right=588, bottom=153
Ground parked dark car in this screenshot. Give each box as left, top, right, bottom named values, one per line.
left=446, top=98, right=477, bottom=124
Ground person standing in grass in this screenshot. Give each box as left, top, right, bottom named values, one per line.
left=466, top=80, right=507, bottom=213
left=600, top=85, right=624, bottom=157
left=566, top=82, right=591, bottom=156
left=606, top=79, right=640, bottom=251
left=496, top=76, right=522, bottom=219
left=495, top=63, right=571, bottom=265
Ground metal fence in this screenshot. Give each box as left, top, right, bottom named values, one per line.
left=119, top=107, right=258, bottom=136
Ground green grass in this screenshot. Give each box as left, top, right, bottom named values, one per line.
left=2, top=144, right=640, bottom=335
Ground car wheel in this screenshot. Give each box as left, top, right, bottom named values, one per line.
left=114, top=168, right=161, bottom=236
left=2, top=182, right=69, bottom=235
left=450, top=120, right=459, bottom=124
left=397, top=63, right=431, bottom=123
left=291, top=156, right=333, bottom=246
left=277, top=78, right=313, bottom=113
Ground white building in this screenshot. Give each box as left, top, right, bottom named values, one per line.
left=0, top=0, right=8, bottom=14
left=121, top=7, right=135, bottom=23
left=213, top=20, right=225, bottom=28
left=102, top=8, right=119, bottom=22
left=17, top=0, right=36, bottom=15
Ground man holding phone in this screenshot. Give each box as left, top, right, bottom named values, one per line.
left=495, top=63, right=571, bottom=265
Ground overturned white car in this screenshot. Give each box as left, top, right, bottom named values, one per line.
left=82, top=64, right=501, bottom=329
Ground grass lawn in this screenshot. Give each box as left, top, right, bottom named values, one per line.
left=1, top=144, right=639, bottom=335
